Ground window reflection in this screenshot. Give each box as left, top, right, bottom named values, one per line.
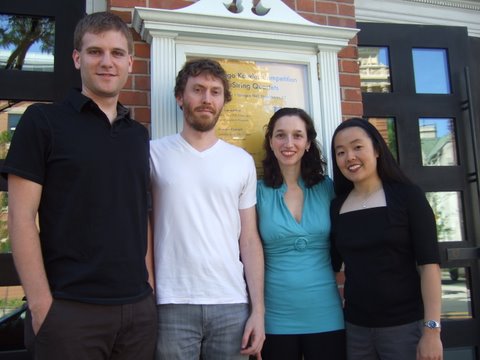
left=426, top=192, right=463, bottom=242
left=0, top=285, right=25, bottom=317
left=419, top=118, right=457, bottom=166
left=0, top=14, right=55, bottom=72
left=0, top=100, right=39, bottom=254
left=444, top=347, right=476, bottom=360
left=441, top=267, right=471, bottom=320
left=358, top=47, right=391, bottom=93
left=0, top=192, right=7, bottom=253
left=412, top=48, right=450, bottom=94
left=368, top=117, right=397, bottom=160
left=0, top=100, right=32, bottom=145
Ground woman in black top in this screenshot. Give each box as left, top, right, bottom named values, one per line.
left=330, top=118, right=443, bottom=360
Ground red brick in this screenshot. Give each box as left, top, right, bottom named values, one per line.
left=134, top=42, right=150, bottom=58
left=124, top=75, right=133, bottom=90
left=316, top=1, right=338, bottom=15
left=340, top=73, right=361, bottom=87
left=110, top=0, right=146, bottom=7
left=327, top=16, right=356, bottom=28
left=301, top=13, right=327, bottom=26
left=148, top=0, right=192, bottom=9
left=131, top=30, right=142, bottom=42
left=348, top=36, right=359, bottom=46
left=297, top=0, right=315, bottom=12
left=340, top=59, right=359, bottom=73
left=338, top=3, right=355, bottom=17
left=111, top=9, right=132, bottom=24
left=343, top=87, right=362, bottom=102
left=119, top=90, right=149, bottom=106
left=0, top=286, right=24, bottom=301
left=132, top=59, right=149, bottom=75
left=133, top=107, right=151, bottom=123
left=282, top=0, right=296, bottom=11
left=341, top=101, right=363, bottom=117
left=135, top=75, right=151, bottom=90
left=339, top=45, right=357, bottom=59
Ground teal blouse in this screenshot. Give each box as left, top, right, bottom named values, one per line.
left=257, top=177, right=344, bottom=334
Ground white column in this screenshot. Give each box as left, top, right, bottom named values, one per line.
left=317, top=48, right=343, bottom=175
left=150, top=32, right=178, bottom=139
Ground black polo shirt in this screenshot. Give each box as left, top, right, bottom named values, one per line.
left=2, top=89, right=151, bottom=304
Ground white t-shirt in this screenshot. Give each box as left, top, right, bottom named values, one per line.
left=150, top=133, right=257, bottom=305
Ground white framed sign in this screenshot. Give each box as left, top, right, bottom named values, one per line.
left=133, top=1, right=358, bottom=173
left=177, top=44, right=321, bottom=172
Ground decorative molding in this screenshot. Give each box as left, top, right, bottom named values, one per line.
left=355, top=0, right=480, bottom=37
left=403, top=0, right=480, bottom=11
left=149, top=34, right=177, bottom=139
left=132, top=0, right=358, bottom=139
left=133, top=1, right=357, bottom=51
left=317, top=49, right=343, bottom=175
left=85, top=0, right=106, bottom=14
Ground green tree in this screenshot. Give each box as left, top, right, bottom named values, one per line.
left=0, top=129, right=12, bottom=158
left=0, top=14, right=54, bottom=70
left=0, top=130, right=11, bottom=253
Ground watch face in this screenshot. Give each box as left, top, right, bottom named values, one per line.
left=425, top=320, right=440, bottom=328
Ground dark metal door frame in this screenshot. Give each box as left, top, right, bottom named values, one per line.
left=0, top=0, right=84, bottom=101
left=358, top=22, right=480, bottom=354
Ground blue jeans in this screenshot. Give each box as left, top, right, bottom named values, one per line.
left=155, top=303, right=249, bottom=360
left=346, top=321, right=423, bottom=360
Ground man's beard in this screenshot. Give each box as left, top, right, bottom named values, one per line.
left=183, top=103, right=222, bottom=132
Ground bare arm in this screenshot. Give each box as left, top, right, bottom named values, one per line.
left=417, top=263, right=443, bottom=360
left=146, top=216, right=155, bottom=291
left=8, top=174, right=52, bottom=334
left=239, top=206, right=265, bottom=358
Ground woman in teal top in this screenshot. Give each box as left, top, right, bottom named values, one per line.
left=257, top=107, right=345, bottom=359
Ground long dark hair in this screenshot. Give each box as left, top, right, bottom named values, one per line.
left=331, top=117, right=412, bottom=195
left=262, top=107, right=326, bottom=188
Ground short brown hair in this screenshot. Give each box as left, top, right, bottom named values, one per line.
left=174, top=59, right=232, bottom=103
left=73, top=12, right=133, bottom=54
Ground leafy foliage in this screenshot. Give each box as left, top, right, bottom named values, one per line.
left=0, top=14, right=54, bottom=70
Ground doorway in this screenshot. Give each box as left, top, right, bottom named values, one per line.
left=358, top=22, right=480, bottom=359
left=0, top=1, right=85, bottom=356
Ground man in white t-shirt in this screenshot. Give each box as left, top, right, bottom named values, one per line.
left=150, top=58, right=265, bottom=360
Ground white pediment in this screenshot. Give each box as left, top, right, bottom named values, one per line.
left=133, top=0, right=357, bottom=50
left=159, top=0, right=315, bottom=23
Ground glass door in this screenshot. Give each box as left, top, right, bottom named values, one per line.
left=0, top=0, right=85, bottom=354
left=358, top=22, right=480, bottom=359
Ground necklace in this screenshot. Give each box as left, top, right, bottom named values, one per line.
left=360, top=188, right=382, bottom=209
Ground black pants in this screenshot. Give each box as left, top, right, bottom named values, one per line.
left=25, top=294, right=157, bottom=360
left=261, top=330, right=346, bottom=360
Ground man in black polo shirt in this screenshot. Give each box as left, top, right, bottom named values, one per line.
left=2, top=12, right=156, bottom=360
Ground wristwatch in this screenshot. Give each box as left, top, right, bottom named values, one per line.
left=424, top=320, right=441, bottom=329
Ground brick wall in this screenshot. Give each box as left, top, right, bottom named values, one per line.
left=108, top=0, right=362, bottom=127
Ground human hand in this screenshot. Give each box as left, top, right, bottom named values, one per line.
left=416, top=330, right=443, bottom=360
left=240, top=311, right=265, bottom=358
left=29, top=296, right=53, bottom=335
